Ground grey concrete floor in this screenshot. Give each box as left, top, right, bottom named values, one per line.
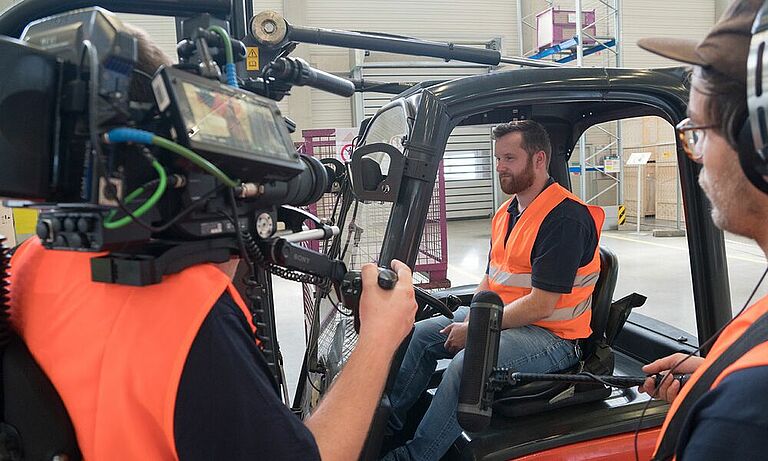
left=273, top=219, right=768, bottom=398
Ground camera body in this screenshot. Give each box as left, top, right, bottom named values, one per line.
left=0, top=7, right=329, bottom=253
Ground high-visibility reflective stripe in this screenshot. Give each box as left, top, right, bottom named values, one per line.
left=575, top=272, right=599, bottom=288
left=488, top=265, right=599, bottom=289
left=540, top=296, right=593, bottom=322
left=488, top=267, right=532, bottom=287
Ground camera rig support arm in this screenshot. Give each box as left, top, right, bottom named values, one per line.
left=249, top=10, right=561, bottom=69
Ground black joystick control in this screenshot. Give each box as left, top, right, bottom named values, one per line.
left=376, top=267, right=398, bottom=289
left=340, top=267, right=399, bottom=333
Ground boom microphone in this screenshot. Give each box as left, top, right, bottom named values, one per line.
left=457, top=290, right=503, bottom=432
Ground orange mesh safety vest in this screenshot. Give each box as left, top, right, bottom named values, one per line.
left=654, top=295, right=768, bottom=459
left=487, top=183, right=605, bottom=340
left=9, top=238, right=255, bottom=460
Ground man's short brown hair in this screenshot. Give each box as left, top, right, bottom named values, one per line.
left=492, top=119, right=552, bottom=166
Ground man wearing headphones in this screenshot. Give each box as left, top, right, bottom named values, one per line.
left=638, top=0, right=768, bottom=459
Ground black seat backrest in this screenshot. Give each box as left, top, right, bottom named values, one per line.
left=587, top=246, right=619, bottom=344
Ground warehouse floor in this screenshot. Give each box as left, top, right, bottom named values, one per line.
left=272, top=219, right=768, bottom=397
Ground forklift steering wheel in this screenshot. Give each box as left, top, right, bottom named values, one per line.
left=414, top=286, right=455, bottom=320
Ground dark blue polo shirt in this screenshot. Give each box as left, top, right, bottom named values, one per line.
left=174, top=292, right=321, bottom=461
left=676, top=365, right=768, bottom=460
left=487, top=180, right=599, bottom=294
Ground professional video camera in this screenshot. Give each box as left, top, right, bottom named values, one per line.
left=0, top=7, right=358, bottom=286
left=1, top=7, right=327, bottom=240
left=0, top=7, right=404, bottom=426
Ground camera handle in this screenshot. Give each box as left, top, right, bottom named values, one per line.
left=258, top=237, right=397, bottom=332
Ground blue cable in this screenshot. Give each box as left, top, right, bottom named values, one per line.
left=106, top=127, right=154, bottom=145
left=225, top=63, right=238, bottom=88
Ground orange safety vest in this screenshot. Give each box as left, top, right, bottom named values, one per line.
left=654, top=295, right=768, bottom=459
left=487, top=182, right=605, bottom=340
left=8, top=238, right=255, bottom=460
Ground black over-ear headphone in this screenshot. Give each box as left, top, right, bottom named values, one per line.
left=738, top=0, right=768, bottom=194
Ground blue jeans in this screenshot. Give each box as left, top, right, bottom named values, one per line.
left=382, top=306, right=580, bottom=461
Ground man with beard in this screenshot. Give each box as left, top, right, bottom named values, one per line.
left=381, top=120, right=605, bottom=461
left=637, top=1, right=768, bottom=459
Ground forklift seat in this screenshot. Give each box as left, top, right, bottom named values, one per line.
left=491, top=246, right=619, bottom=416
left=432, top=246, right=620, bottom=417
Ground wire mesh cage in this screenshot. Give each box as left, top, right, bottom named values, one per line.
left=295, top=128, right=450, bottom=414
left=301, top=128, right=449, bottom=285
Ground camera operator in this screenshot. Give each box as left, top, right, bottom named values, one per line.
left=638, top=0, right=768, bottom=459
left=8, top=23, right=417, bottom=461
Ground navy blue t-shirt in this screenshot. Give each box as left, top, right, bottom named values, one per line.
left=174, top=292, right=320, bottom=461
left=676, top=366, right=768, bottom=460
left=487, top=180, right=599, bottom=294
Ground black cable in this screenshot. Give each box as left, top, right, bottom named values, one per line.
left=236, top=223, right=329, bottom=285
left=305, top=365, right=324, bottom=393
left=340, top=199, right=360, bottom=260
left=112, top=182, right=226, bottom=233
left=576, top=371, right=621, bottom=388
left=633, top=265, right=768, bottom=461
left=132, top=67, right=154, bottom=81
left=82, top=41, right=108, bottom=198
left=225, top=187, right=255, bottom=277
left=328, top=295, right=351, bottom=318
left=326, top=169, right=355, bottom=260
left=329, top=187, right=343, bottom=227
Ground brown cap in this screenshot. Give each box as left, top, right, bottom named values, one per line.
left=637, top=0, right=762, bottom=84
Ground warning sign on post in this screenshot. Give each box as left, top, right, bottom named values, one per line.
left=335, top=128, right=358, bottom=163
left=246, top=47, right=260, bottom=71
left=603, top=158, right=620, bottom=173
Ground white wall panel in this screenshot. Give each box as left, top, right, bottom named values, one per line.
left=300, top=0, right=519, bottom=129
left=304, top=0, right=519, bottom=56
left=621, top=1, right=715, bottom=68
left=253, top=0, right=284, bottom=15
left=310, top=89, right=353, bottom=128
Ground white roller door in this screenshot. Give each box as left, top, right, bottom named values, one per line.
left=361, top=64, right=494, bottom=220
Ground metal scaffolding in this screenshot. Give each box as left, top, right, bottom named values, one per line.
left=517, top=0, right=624, bottom=206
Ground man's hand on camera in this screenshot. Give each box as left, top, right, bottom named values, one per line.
left=358, top=260, right=417, bottom=352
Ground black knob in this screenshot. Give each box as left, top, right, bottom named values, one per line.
left=377, top=268, right=398, bottom=289
left=63, top=218, right=76, bottom=232
left=36, top=221, right=50, bottom=240
left=51, top=218, right=62, bottom=232
left=54, top=234, right=68, bottom=248
left=68, top=233, right=83, bottom=249
left=77, top=218, right=92, bottom=233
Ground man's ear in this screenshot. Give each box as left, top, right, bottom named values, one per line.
left=535, top=150, right=547, bottom=169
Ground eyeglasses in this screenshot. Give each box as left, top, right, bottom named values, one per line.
left=676, top=117, right=716, bottom=161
